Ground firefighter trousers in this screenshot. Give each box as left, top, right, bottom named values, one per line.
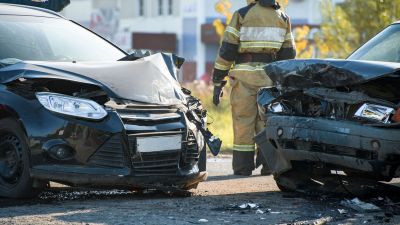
left=229, top=63, right=273, bottom=174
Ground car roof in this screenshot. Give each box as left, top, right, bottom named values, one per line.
left=0, top=3, right=63, bottom=18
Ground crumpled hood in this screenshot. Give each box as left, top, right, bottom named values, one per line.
left=0, top=53, right=186, bottom=105
left=265, top=59, right=400, bottom=90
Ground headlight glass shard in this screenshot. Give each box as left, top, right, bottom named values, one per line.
left=36, top=92, right=107, bottom=120
left=354, top=103, right=394, bottom=123
left=268, top=102, right=289, bottom=113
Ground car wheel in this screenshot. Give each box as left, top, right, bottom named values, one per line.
left=274, top=170, right=306, bottom=192
left=275, top=164, right=342, bottom=194
left=198, top=141, right=207, bottom=172
left=0, top=118, right=42, bottom=198
left=274, top=163, right=323, bottom=193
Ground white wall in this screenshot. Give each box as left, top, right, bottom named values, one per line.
left=62, top=0, right=92, bottom=22
left=283, top=0, right=324, bottom=25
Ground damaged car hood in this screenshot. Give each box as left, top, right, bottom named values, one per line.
left=265, top=59, right=400, bottom=89
left=0, top=53, right=186, bottom=105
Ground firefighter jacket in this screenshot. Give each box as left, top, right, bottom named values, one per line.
left=213, top=0, right=296, bottom=87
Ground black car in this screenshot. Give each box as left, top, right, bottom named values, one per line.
left=0, top=4, right=220, bottom=198
left=257, top=22, right=400, bottom=192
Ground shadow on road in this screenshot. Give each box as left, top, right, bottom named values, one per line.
left=206, top=174, right=265, bottom=182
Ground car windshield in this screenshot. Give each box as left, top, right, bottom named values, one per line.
left=348, top=24, right=400, bottom=63
left=0, top=15, right=126, bottom=63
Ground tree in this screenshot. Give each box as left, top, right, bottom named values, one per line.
left=317, top=0, right=400, bottom=58
left=213, top=0, right=233, bottom=40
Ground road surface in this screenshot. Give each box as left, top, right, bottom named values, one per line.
left=0, top=155, right=399, bottom=225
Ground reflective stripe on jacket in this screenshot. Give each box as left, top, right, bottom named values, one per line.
left=213, top=0, right=296, bottom=85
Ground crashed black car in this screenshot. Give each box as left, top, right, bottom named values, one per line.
left=257, top=22, right=400, bottom=191
left=0, top=4, right=219, bottom=198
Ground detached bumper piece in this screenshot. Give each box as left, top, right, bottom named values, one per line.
left=259, top=116, right=400, bottom=179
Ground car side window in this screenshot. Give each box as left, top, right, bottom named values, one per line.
left=349, top=25, right=400, bottom=63
left=357, top=32, right=400, bottom=63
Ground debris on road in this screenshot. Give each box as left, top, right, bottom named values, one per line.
left=239, top=203, right=259, bottom=209
left=341, top=198, right=380, bottom=212
left=269, top=210, right=283, bottom=214
left=278, top=216, right=333, bottom=225
left=224, top=203, right=260, bottom=211
left=256, top=209, right=265, bottom=214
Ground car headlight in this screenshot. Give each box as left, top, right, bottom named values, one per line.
left=36, top=92, right=107, bottom=120
left=354, top=103, right=394, bottom=123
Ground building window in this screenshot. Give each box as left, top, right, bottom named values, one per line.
left=139, top=0, right=144, bottom=16
left=158, top=0, right=163, bottom=15
left=168, top=0, right=173, bottom=15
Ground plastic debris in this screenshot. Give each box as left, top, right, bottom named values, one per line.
left=313, top=217, right=333, bottom=225
left=337, top=209, right=348, bottom=214
left=266, top=208, right=282, bottom=214
left=256, top=209, right=264, bottom=214
left=341, top=198, right=380, bottom=212
left=239, top=203, right=258, bottom=209
left=198, top=219, right=208, bottom=223
left=225, top=203, right=260, bottom=211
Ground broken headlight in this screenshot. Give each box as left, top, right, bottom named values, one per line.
left=268, top=102, right=289, bottom=114
left=36, top=92, right=107, bottom=120
left=354, top=103, right=394, bottom=123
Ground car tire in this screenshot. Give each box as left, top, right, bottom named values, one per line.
left=274, top=164, right=319, bottom=193
left=0, top=118, right=42, bottom=198
left=274, top=170, right=303, bottom=192
left=198, top=141, right=207, bottom=172
left=274, top=164, right=337, bottom=194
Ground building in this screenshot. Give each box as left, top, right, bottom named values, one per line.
left=62, top=0, right=343, bottom=81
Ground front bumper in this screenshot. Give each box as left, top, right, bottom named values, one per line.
left=24, top=100, right=204, bottom=188
left=256, top=116, right=400, bottom=179
left=31, top=166, right=207, bottom=189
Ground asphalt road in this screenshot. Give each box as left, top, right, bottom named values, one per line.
left=0, top=155, right=399, bottom=225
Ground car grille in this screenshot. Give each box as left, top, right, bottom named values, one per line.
left=113, top=103, right=187, bottom=176
left=116, top=104, right=182, bottom=131
left=88, top=135, right=126, bottom=168
left=280, top=139, right=378, bottom=160
left=182, top=130, right=199, bottom=164
left=131, top=151, right=180, bottom=176
left=127, top=131, right=183, bottom=176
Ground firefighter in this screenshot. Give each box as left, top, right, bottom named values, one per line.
left=212, top=0, right=296, bottom=176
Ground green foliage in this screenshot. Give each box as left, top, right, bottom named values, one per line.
left=318, top=0, right=400, bottom=58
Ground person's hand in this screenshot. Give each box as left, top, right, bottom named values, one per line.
left=212, top=80, right=227, bottom=106
left=213, top=85, right=223, bottom=106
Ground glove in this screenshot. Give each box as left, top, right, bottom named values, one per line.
left=213, top=80, right=227, bottom=106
